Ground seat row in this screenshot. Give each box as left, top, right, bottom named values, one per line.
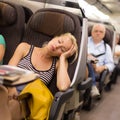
left=0, top=1, right=92, bottom=120
left=0, top=1, right=120, bottom=120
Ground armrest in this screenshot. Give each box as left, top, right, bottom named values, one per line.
left=77, top=77, right=92, bottom=90
left=100, top=69, right=109, bottom=83
left=49, top=88, right=74, bottom=120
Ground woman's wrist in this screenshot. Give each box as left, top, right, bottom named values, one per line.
left=59, top=55, right=67, bottom=61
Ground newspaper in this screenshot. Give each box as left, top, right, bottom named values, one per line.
left=0, top=65, right=38, bottom=86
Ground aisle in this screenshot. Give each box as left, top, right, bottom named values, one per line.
left=80, top=77, right=120, bottom=120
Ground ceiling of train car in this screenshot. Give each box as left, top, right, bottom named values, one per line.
left=84, top=0, right=120, bottom=15
left=3, top=0, right=120, bottom=31
left=84, top=0, right=120, bottom=31
left=9, top=0, right=119, bottom=15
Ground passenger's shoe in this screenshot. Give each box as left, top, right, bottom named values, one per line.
left=91, top=86, right=100, bottom=98
left=104, top=83, right=111, bottom=92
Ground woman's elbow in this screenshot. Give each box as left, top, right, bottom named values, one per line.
left=57, top=83, right=70, bottom=91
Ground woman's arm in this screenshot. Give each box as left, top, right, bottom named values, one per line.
left=7, top=42, right=30, bottom=98
left=8, top=42, right=29, bottom=66
left=0, top=44, right=5, bottom=62
left=0, top=35, right=5, bottom=63
left=56, top=45, right=76, bottom=91
left=56, top=56, right=71, bottom=91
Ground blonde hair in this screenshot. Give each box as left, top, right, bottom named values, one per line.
left=60, top=33, right=78, bottom=63
left=42, top=33, right=78, bottom=63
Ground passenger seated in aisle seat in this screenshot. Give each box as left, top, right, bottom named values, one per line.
left=87, top=24, right=115, bottom=97
left=0, top=34, right=6, bottom=64
left=6, top=33, right=78, bottom=120
left=114, top=33, right=120, bottom=62
left=105, top=33, right=120, bottom=91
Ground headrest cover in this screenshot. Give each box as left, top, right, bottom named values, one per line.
left=0, top=2, right=17, bottom=26
left=30, top=11, right=75, bottom=36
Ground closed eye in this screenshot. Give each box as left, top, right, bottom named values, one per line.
left=61, top=47, right=66, bottom=52
left=58, top=39, right=61, bottom=44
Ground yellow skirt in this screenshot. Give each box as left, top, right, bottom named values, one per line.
left=18, top=79, right=53, bottom=120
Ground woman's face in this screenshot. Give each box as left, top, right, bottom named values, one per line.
left=47, top=35, right=73, bottom=57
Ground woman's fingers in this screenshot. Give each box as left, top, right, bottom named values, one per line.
left=60, top=45, right=76, bottom=59
left=70, top=45, right=76, bottom=56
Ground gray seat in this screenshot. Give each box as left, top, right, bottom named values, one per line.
left=0, top=1, right=25, bottom=64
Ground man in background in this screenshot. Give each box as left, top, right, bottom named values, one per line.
left=88, top=24, right=115, bottom=97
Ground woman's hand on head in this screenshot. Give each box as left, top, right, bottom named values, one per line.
left=60, top=45, right=76, bottom=59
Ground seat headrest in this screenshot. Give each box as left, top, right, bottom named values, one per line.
left=104, top=28, right=114, bottom=47
left=0, top=2, right=17, bottom=26
left=29, top=11, right=75, bottom=36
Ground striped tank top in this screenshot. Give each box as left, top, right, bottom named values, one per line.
left=16, top=45, right=57, bottom=92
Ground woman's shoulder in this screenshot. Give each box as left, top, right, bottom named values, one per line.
left=0, top=34, right=5, bottom=45
left=18, top=42, right=30, bottom=49
left=16, top=42, right=31, bottom=55
left=0, top=34, right=4, bottom=39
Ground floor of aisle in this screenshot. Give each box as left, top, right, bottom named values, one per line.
left=80, top=77, right=120, bottom=120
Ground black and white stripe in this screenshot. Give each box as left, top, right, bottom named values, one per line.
left=17, top=45, right=56, bottom=85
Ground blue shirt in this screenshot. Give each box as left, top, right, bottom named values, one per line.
left=88, top=36, right=115, bottom=72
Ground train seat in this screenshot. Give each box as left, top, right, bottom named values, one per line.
left=0, top=1, right=25, bottom=64
left=20, top=8, right=91, bottom=120
left=0, top=1, right=26, bottom=120
left=22, top=6, right=33, bottom=24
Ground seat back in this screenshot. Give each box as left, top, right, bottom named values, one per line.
left=49, top=18, right=88, bottom=120
left=0, top=1, right=25, bottom=64
left=22, top=8, right=89, bottom=120
left=22, top=6, right=33, bottom=23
